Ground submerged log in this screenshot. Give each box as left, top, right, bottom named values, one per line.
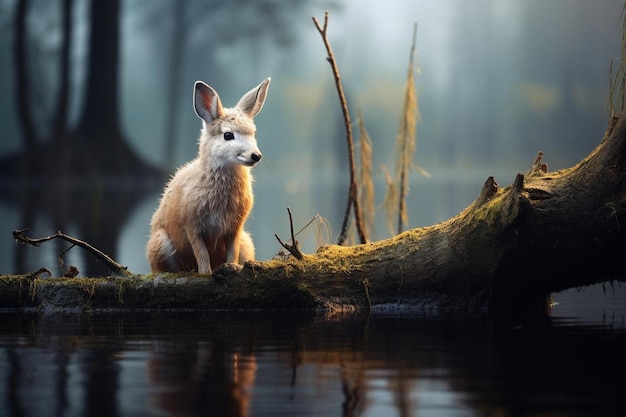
left=2, top=114, right=626, bottom=314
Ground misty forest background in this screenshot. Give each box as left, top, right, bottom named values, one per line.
left=0, top=0, right=623, bottom=277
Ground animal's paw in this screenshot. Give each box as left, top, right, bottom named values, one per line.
left=212, top=263, right=243, bottom=281
left=223, top=262, right=243, bottom=273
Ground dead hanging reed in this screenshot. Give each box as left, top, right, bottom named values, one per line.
left=608, top=4, right=626, bottom=122
left=382, top=23, right=430, bottom=236
left=357, top=110, right=376, bottom=239
left=380, top=165, right=399, bottom=236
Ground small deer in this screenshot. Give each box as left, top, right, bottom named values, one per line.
left=147, top=78, right=271, bottom=274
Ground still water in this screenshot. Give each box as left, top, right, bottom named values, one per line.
left=0, top=300, right=624, bottom=417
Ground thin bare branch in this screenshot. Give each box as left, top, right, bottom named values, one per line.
left=274, top=208, right=303, bottom=260
left=13, top=228, right=133, bottom=276
left=312, top=11, right=368, bottom=245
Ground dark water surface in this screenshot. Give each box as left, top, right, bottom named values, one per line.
left=0, top=306, right=624, bottom=417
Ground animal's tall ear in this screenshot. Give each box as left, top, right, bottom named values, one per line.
left=194, top=81, right=224, bottom=123
left=236, top=77, right=271, bottom=118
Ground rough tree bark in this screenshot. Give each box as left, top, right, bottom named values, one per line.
left=2, top=114, right=626, bottom=315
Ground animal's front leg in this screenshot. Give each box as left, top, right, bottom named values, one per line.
left=186, top=227, right=212, bottom=274
left=226, top=231, right=241, bottom=266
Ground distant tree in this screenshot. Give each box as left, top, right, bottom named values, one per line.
left=5, top=0, right=158, bottom=178
left=72, top=0, right=155, bottom=177
left=5, top=0, right=158, bottom=276
left=162, top=0, right=188, bottom=169
left=53, top=0, right=71, bottom=142
left=13, top=0, right=36, bottom=156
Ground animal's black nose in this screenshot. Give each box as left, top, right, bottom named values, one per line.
left=251, top=152, right=262, bottom=162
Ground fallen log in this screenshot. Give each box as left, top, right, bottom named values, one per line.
left=2, top=114, right=626, bottom=315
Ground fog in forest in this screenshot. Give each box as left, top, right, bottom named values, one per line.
left=0, top=0, right=623, bottom=275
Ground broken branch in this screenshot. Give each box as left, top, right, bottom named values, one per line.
left=12, top=229, right=133, bottom=277
left=274, top=208, right=303, bottom=260
left=312, top=11, right=368, bottom=245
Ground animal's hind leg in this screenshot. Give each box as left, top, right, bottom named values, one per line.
left=147, top=229, right=178, bottom=272
left=238, top=230, right=255, bottom=264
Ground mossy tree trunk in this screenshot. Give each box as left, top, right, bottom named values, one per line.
left=3, top=114, right=626, bottom=314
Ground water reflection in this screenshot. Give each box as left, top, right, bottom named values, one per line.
left=0, top=178, right=161, bottom=277
left=0, top=312, right=624, bottom=417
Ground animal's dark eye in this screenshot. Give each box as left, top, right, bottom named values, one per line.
left=223, top=132, right=235, bottom=141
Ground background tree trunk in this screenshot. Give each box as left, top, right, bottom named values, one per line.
left=72, top=0, right=158, bottom=177
left=163, top=0, right=187, bottom=170
left=14, top=0, right=36, bottom=152
left=77, top=0, right=121, bottom=142
left=4, top=0, right=160, bottom=178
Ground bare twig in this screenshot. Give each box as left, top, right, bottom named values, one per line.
left=13, top=229, right=133, bottom=277
left=29, top=267, right=52, bottom=279
left=312, top=11, right=368, bottom=245
left=274, top=208, right=304, bottom=260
